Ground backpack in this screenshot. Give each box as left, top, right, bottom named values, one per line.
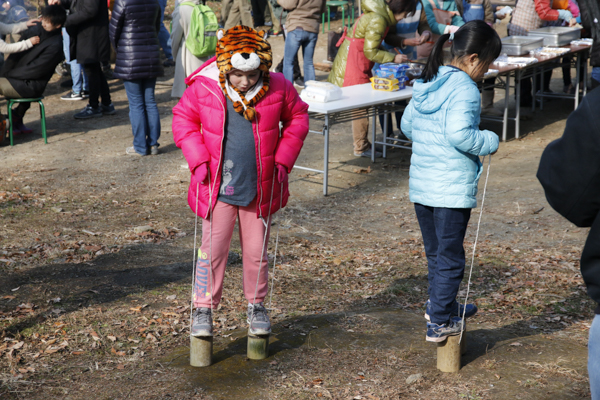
left=181, top=2, right=218, bottom=58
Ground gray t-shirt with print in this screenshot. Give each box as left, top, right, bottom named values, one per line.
left=218, top=98, right=258, bottom=206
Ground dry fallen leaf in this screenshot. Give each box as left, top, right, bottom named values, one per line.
left=2, top=295, right=16, bottom=300
left=11, top=341, right=24, bottom=350
left=107, top=335, right=117, bottom=342
left=90, top=331, right=101, bottom=341
left=146, top=333, right=157, bottom=342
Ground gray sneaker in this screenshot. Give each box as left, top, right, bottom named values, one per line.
left=150, top=145, right=159, bottom=155
left=354, top=148, right=383, bottom=158
left=101, top=103, right=116, bottom=115
left=247, top=303, right=271, bottom=335
left=74, top=105, right=102, bottom=119
left=191, top=308, right=213, bottom=337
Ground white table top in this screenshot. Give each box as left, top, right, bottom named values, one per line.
left=305, top=83, right=414, bottom=115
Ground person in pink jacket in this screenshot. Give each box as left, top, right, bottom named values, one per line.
left=172, top=25, right=309, bottom=338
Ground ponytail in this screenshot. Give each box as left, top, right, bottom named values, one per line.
left=421, top=33, right=451, bottom=83
left=420, top=20, right=502, bottom=83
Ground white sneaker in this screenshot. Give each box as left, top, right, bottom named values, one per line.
left=126, top=146, right=144, bottom=156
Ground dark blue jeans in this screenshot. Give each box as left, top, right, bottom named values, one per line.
left=414, top=203, right=471, bottom=325
left=158, top=0, right=173, bottom=60
left=123, top=78, right=160, bottom=154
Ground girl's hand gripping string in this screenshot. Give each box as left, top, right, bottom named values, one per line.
left=193, top=164, right=209, bottom=184
left=276, top=164, right=288, bottom=184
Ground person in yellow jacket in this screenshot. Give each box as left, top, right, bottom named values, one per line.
left=327, top=0, right=418, bottom=158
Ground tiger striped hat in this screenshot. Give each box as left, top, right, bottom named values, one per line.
left=216, top=25, right=272, bottom=121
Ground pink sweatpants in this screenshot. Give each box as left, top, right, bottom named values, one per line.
left=193, top=198, right=271, bottom=308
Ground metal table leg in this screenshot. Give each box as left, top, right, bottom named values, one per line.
left=583, top=50, right=589, bottom=98
left=382, top=107, right=389, bottom=159
left=371, top=106, right=376, bottom=163
left=539, top=69, right=544, bottom=111
left=575, top=54, right=581, bottom=110
left=323, top=115, right=330, bottom=196
left=531, top=68, right=536, bottom=113
left=516, top=70, right=521, bottom=139
left=502, top=74, right=510, bottom=142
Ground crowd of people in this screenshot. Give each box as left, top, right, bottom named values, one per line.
left=0, top=0, right=598, bottom=396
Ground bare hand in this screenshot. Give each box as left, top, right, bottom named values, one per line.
left=491, top=149, right=498, bottom=155
left=405, top=32, right=430, bottom=47
left=29, top=36, right=40, bottom=45
left=569, top=18, right=577, bottom=27
left=47, top=0, right=61, bottom=5
left=394, top=53, right=408, bottom=63
left=448, top=25, right=460, bottom=34
left=404, top=38, right=421, bottom=47
left=496, top=13, right=507, bottom=20
left=26, top=18, right=41, bottom=27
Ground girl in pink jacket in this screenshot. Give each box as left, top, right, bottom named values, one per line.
left=172, top=26, right=309, bottom=338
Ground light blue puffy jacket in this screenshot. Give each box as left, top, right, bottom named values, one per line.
left=401, top=65, right=499, bottom=209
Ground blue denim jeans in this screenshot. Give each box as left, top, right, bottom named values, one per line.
left=414, top=203, right=471, bottom=325
left=123, top=79, right=161, bottom=155
left=158, top=0, right=173, bottom=60
left=590, top=314, right=600, bottom=399
left=62, top=27, right=88, bottom=94
left=283, top=28, right=318, bottom=83
left=592, top=67, right=600, bottom=85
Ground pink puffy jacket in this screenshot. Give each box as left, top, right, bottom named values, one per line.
left=172, top=58, right=310, bottom=219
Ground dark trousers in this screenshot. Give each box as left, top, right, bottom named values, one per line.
left=520, top=70, right=552, bottom=106
left=83, top=62, right=111, bottom=109
left=414, top=203, right=471, bottom=325
left=250, top=0, right=268, bottom=26
left=561, top=55, right=586, bottom=87
left=378, top=100, right=407, bottom=136
left=13, top=103, right=29, bottom=118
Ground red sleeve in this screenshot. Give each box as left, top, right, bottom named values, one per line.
left=535, top=0, right=560, bottom=21
left=172, top=83, right=211, bottom=173
left=274, top=79, right=310, bottom=172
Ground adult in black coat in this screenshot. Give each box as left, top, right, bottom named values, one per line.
left=578, top=0, right=600, bottom=89
left=109, top=0, right=162, bottom=81
left=109, top=0, right=162, bottom=156
left=0, top=5, right=66, bottom=134
left=48, top=0, right=114, bottom=118
left=537, top=88, right=600, bottom=399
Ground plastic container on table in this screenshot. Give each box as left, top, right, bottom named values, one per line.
left=300, top=80, right=343, bottom=103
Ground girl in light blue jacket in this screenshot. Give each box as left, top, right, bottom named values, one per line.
left=400, top=20, right=501, bottom=343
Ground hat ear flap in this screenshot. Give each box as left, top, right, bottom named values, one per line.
left=217, top=29, right=225, bottom=40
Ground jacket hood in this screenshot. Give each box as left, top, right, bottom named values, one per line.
left=412, top=66, right=470, bottom=114
left=185, top=56, right=219, bottom=85
left=362, top=0, right=395, bottom=26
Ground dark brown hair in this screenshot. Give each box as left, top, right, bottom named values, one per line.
left=387, top=0, right=418, bottom=16
left=421, top=20, right=502, bottom=83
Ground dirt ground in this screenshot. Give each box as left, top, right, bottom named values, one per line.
left=0, top=5, right=596, bottom=400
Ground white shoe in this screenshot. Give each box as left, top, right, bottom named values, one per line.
left=126, top=146, right=144, bottom=156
